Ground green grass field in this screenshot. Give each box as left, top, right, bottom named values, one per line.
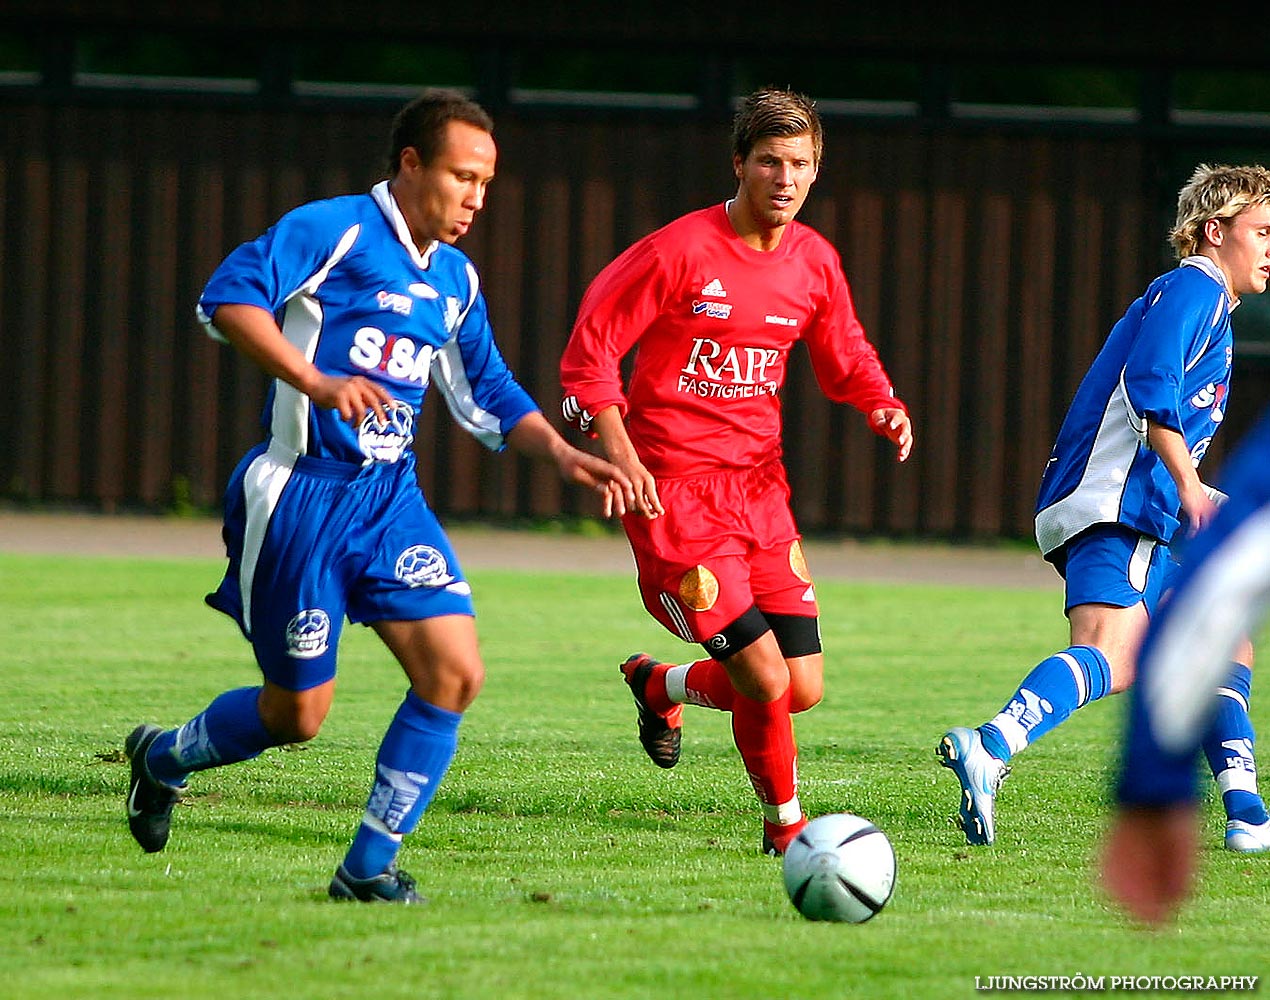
left=1, top=549, right=1266, bottom=999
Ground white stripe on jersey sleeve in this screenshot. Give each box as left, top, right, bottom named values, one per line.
left=1120, top=367, right=1148, bottom=443
left=431, top=338, right=505, bottom=450
left=430, top=263, right=506, bottom=451
left=292, top=224, right=361, bottom=300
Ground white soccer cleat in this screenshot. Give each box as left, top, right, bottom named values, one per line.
left=1225, top=818, right=1270, bottom=853
left=937, top=726, right=1010, bottom=845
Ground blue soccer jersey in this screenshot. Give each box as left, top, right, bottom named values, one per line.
left=197, top=180, right=538, bottom=464
left=198, top=181, right=541, bottom=685
left=1034, top=257, right=1235, bottom=558
left=1117, top=408, right=1270, bottom=807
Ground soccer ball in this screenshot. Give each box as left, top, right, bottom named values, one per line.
left=782, top=813, right=896, bottom=923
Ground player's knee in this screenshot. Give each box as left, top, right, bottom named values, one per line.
left=416, top=656, right=485, bottom=712
left=450, top=659, right=486, bottom=709
left=261, top=703, right=326, bottom=744
left=744, top=669, right=792, bottom=703
left=257, top=682, right=333, bottom=744
left=767, top=615, right=822, bottom=712
left=281, top=718, right=323, bottom=744
left=789, top=676, right=823, bottom=713
left=1107, top=654, right=1136, bottom=695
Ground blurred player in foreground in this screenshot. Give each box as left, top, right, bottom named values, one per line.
left=938, top=164, right=1270, bottom=850
left=560, top=88, right=912, bottom=855
left=123, top=89, right=630, bottom=902
left=1104, top=406, right=1270, bottom=923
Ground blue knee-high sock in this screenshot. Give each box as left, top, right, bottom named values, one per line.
left=1202, top=664, right=1268, bottom=825
left=979, top=645, right=1112, bottom=762
left=146, top=686, right=276, bottom=786
left=342, top=691, right=461, bottom=880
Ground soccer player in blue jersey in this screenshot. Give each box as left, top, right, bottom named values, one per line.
left=1104, top=406, right=1270, bottom=923
left=937, top=163, right=1270, bottom=849
left=122, top=89, right=632, bottom=902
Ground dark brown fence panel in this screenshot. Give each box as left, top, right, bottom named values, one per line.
left=95, top=150, right=134, bottom=510
left=11, top=107, right=53, bottom=502
left=186, top=153, right=227, bottom=509
left=50, top=147, right=88, bottom=499
left=966, top=137, right=1015, bottom=537
left=0, top=96, right=1196, bottom=541
left=836, top=181, right=886, bottom=535
left=924, top=136, right=970, bottom=536
left=1011, top=147, right=1061, bottom=537
left=476, top=171, right=527, bottom=519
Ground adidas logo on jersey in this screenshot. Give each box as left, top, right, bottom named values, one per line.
left=700, top=278, right=727, bottom=297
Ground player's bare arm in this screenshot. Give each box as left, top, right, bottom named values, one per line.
left=1147, top=420, right=1217, bottom=533
left=871, top=407, right=914, bottom=463
left=210, top=302, right=395, bottom=425
left=1101, top=803, right=1199, bottom=925
left=506, top=411, right=635, bottom=518
left=591, top=405, right=664, bottom=519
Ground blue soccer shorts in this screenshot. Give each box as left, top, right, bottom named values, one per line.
left=205, top=442, right=474, bottom=691
left=1058, top=522, right=1179, bottom=616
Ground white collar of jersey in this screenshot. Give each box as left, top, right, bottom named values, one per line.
left=370, top=180, right=439, bottom=270
left=1180, top=254, right=1238, bottom=311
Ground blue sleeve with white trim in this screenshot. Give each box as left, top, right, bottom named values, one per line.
left=429, top=262, right=538, bottom=452
left=1120, top=269, right=1222, bottom=439
left=198, top=200, right=351, bottom=324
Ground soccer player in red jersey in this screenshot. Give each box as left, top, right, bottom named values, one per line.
left=560, top=88, right=913, bottom=854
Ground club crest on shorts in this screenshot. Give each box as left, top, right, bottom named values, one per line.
left=357, top=400, right=415, bottom=463
left=789, top=540, right=812, bottom=583
left=286, top=609, right=331, bottom=659
left=678, top=565, right=719, bottom=612
left=395, top=545, right=455, bottom=588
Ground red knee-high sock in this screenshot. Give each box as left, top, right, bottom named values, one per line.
left=682, top=658, right=736, bottom=711
left=731, top=687, right=800, bottom=824
left=647, top=657, right=735, bottom=714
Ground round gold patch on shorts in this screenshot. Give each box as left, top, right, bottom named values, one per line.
left=789, top=540, right=812, bottom=583
left=678, top=565, right=719, bottom=611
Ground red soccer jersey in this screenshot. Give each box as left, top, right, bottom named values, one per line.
left=561, top=203, right=904, bottom=478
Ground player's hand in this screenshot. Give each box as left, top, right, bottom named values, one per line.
left=506, top=412, right=636, bottom=517
left=1100, top=804, right=1199, bottom=925
left=610, top=453, right=662, bottom=519
left=1179, top=481, right=1219, bottom=536
left=586, top=404, right=662, bottom=518
left=307, top=373, right=397, bottom=425
left=871, top=408, right=914, bottom=463
left=556, top=446, right=635, bottom=519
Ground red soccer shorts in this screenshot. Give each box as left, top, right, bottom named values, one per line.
left=621, top=459, right=819, bottom=644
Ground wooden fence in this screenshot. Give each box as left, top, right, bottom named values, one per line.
left=3, top=96, right=1266, bottom=539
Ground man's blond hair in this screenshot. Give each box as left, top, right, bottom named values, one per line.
left=1169, top=163, right=1270, bottom=259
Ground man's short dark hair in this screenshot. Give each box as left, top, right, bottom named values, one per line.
left=731, top=88, right=823, bottom=168
left=387, top=89, right=494, bottom=176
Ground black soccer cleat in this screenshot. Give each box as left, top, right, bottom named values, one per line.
left=124, top=723, right=184, bottom=853
left=329, top=863, right=424, bottom=904
left=620, top=653, right=683, bottom=769
left=761, top=817, right=808, bottom=857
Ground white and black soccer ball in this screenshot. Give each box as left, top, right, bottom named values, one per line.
left=782, top=813, right=896, bottom=923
